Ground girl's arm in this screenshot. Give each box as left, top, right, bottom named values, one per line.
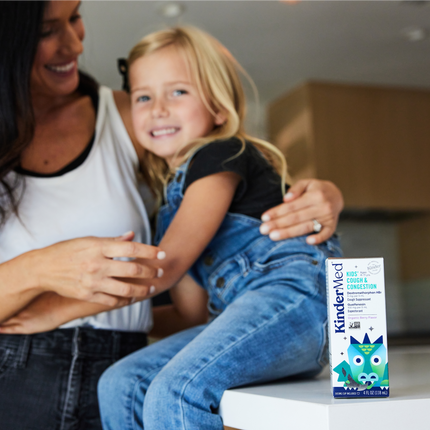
left=149, top=171, right=241, bottom=295
left=150, top=275, right=209, bottom=339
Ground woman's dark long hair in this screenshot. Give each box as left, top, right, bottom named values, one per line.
left=0, top=1, right=46, bottom=226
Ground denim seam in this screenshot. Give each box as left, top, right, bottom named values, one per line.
left=130, top=365, right=170, bottom=430
left=252, top=253, right=317, bottom=272
left=217, top=273, right=241, bottom=304
left=60, top=328, right=80, bottom=430
left=178, top=293, right=310, bottom=430
left=16, top=335, right=30, bottom=369
left=112, top=332, right=121, bottom=362
left=0, top=348, right=12, bottom=376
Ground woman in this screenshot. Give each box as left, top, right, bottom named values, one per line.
left=0, top=2, right=343, bottom=429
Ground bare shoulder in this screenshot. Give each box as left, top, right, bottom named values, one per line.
left=113, top=90, right=132, bottom=128
left=112, top=90, right=145, bottom=160
left=113, top=90, right=130, bottom=113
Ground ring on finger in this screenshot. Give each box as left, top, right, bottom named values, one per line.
left=312, top=219, right=322, bottom=233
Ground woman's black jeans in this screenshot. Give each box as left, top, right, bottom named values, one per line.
left=0, top=327, right=147, bottom=430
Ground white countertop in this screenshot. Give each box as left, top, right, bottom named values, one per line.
left=219, top=346, right=430, bottom=430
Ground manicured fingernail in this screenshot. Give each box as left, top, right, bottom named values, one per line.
left=130, top=297, right=136, bottom=304
left=284, top=192, right=294, bottom=200
left=269, top=231, right=280, bottom=240
left=157, top=251, right=166, bottom=260
left=307, top=236, right=316, bottom=245
left=157, top=268, right=164, bottom=278
left=121, top=231, right=133, bottom=237
left=149, top=286, right=156, bottom=294
left=261, top=214, right=271, bottom=222
left=260, top=224, right=270, bottom=235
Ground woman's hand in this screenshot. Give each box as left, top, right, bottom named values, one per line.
left=0, top=304, right=56, bottom=335
left=0, top=294, right=59, bottom=334
left=0, top=231, right=163, bottom=323
left=33, top=231, right=164, bottom=307
left=259, top=179, right=344, bottom=245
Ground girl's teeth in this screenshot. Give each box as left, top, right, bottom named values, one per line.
left=152, top=128, right=177, bottom=137
left=46, top=62, right=75, bottom=73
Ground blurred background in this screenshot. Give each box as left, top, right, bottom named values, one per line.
left=79, top=0, right=430, bottom=341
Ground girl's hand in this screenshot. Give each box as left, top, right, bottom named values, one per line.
left=34, top=232, right=164, bottom=307
left=259, top=179, right=344, bottom=245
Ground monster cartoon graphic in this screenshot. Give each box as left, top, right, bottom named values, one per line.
left=333, top=334, right=389, bottom=390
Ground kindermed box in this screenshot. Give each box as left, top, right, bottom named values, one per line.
left=326, top=258, right=389, bottom=398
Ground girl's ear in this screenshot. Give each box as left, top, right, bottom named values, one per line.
left=214, top=111, right=227, bottom=126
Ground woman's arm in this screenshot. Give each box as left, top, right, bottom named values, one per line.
left=0, top=232, right=162, bottom=323
left=260, top=179, right=344, bottom=245
left=0, top=252, right=46, bottom=324
left=0, top=292, right=131, bottom=334
left=0, top=275, right=208, bottom=336
left=0, top=173, right=237, bottom=332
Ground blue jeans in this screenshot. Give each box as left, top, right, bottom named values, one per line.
left=98, top=236, right=341, bottom=430
left=0, top=328, right=147, bottom=430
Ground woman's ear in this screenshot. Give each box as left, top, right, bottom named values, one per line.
left=214, top=111, right=227, bottom=126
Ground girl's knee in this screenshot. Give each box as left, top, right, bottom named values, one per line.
left=143, top=371, right=191, bottom=428
left=145, top=370, right=173, bottom=404
left=98, top=363, right=124, bottom=405
left=146, top=364, right=215, bottom=410
left=98, top=359, right=140, bottom=405
left=144, top=367, right=188, bottom=412
left=98, top=363, right=147, bottom=430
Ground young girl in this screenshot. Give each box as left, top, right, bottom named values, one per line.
left=98, top=26, right=341, bottom=430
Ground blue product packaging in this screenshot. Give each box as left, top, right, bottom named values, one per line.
left=326, top=257, right=389, bottom=398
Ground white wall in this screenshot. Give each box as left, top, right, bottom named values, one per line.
left=337, top=220, right=406, bottom=335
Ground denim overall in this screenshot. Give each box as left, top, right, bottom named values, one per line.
left=99, top=156, right=342, bottom=430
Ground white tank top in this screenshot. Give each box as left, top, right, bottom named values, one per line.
left=0, top=86, right=154, bottom=332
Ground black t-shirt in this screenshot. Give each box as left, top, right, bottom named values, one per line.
left=184, top=138, right=288, bottom=219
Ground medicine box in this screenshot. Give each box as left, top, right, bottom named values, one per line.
left=326, top=257, right=389, bottom=398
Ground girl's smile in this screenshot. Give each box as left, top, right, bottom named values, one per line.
left=150, top=127, right=180, bottom=138
left=129, top=45, right=225, bottom=167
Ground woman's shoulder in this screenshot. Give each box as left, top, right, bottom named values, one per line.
left=111, top=90, right=145, bottom=160
left=112, top=89, right=131, bottom=122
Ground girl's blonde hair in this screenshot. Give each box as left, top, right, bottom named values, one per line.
left=127, top=26, right=287, bottom=204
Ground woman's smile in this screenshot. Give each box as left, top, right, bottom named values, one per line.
left=31, top=1, right=84, bottom=99
left=45, top=60, right=77, bottom=75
